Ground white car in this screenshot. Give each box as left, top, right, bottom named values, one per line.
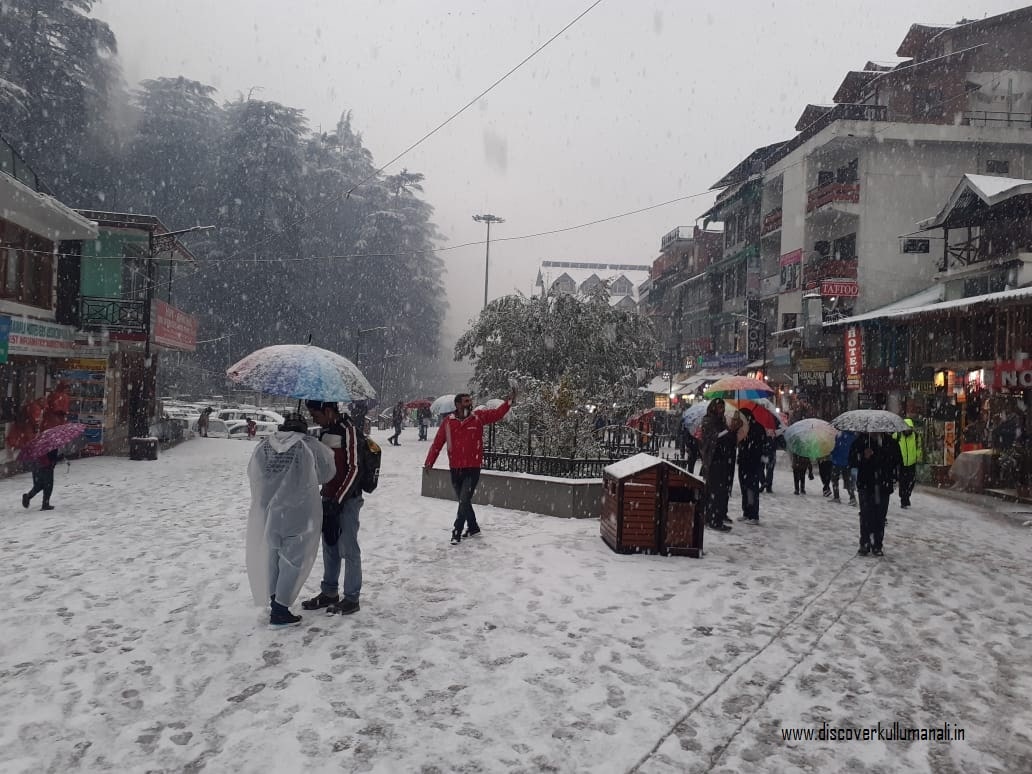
left=226, top=420, right=280, bottom=439
left=189, top=417, right=231, bottom=438
left=217, top=408, right=285, bottom=425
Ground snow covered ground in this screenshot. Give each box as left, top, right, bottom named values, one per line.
left=2, top=429, right=1031, bottom=773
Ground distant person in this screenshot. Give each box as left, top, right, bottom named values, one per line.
left=197, top=407, right=211, bottom=438
left=22, top=449, right=60, bottom=511
left=418, top=405, right=432, bottom=441
left=830, top=430, right=858, bottom=506
left=893, top=418, right=921, bottom=508
left=792, top=452, right=811, bottom=495
left=388, top=401, right=405, bottom=446
left=736, top=410, right=765, bottom=524
left=761, top=429, right=777, bottom=493
left=424, top=389, right=515, bottom=545
left=850, top=433, right=902, bottom=557
left=246, top=413, right=335, bottom=627
left=301, top=401, right=365, bottom=616
left=246, top=417, right=258, bottom=439
left=818, top=456, right=834, bottom=497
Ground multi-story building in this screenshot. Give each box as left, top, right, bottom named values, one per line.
left=755, top=8, right=1032, bottom=415
left=533, top=260, right=651, bottom=311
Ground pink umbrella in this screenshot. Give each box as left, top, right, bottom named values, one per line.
left=18, top=423, right=86, bottom=462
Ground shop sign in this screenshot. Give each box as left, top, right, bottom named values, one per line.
left=992, top=360, right=1032, bottom=389
left=798, top=357, right=831, bottom=372
left=151, top=300, right=198, bottom=352
left=943, top=421, right=956, bottom=466
left=772, top=347, right=791, bottom=367
left=696, top=353, right=749, bottom=369
left=844, top=326, right=862, bottom=391
left=7, top=315, right=76, bottom=358
left=798, top=371, right=832, bottom=387
left=820, top=280, right=859, bottom=297
left=779, top=248, right=802, bottom=267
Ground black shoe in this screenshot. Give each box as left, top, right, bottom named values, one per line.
left=709, top=521, right=732, bottom=532
left=463, top=528, right=481, bottom=538
left=857, top=545, right=871, bottom=557
left=808, top=472, right=814, bottom=481
left=823, top=489, right=832, bottom=497
left=270, top=609, right=302, bottom=626
left=451, top=530, right=462, bottom=545
left=301, top=592, right=339, bottom=611
left=22, top=493, right=30, bottom=508
left=793, top=489, right=799, bottom=495
left=40, top=503, right=54, bottom=511
left=327, top=598, right=360, bottom=615
left=872, top=547, right=883, bottom=557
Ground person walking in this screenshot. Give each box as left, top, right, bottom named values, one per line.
left=849, top=433, right=902, bottom=557
left=387, top=401, right=405, bottom=446
left=301, top=401, right=365, bottom=616
left=246, top=413, right=336, bottom=627
left=893, top=418, right=921, bottom=508
left=761, top=429, right=777, bottom=493
left=22, top=449, right=59, bottom=511
left=417, top=405, right=432, bottom=441
left=830, top=430, right=858, bottom=505
left=818, top=456, right=834, bottom=497
left=698, top=399, right=741, bottom=532
left=737, top=410, right=765, bottom=524
left=423, top=389, right=515, bottom=545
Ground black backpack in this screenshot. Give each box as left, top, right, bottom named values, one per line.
left=353, top=423, right=381, bottom=494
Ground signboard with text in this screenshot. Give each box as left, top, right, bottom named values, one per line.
left=844, top=325, right=862, bottom=390
left=151, top=300, right=198, bottom=352
left=779, top=248, right=803, bottom=267
left=697, top=353, right=749, bottom=369
left=991, top=360, right=1032, bottom=389
left=0, top=315, right=10, bottom=363
left=820, top=280, right=860, bottom=297
left=7, top=315, right=76, bottom=358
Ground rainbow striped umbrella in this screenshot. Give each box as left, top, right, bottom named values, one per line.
left=703, top=376, right=775, bottom=401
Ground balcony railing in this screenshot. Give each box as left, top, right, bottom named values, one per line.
left=803, top=259, right=858, bottom=287
left=0, top=135, right=44, bottom=192
left=760, top=208, right=783, bottom=235
left=806, top=182, right=860, bottom=213
left=79, top=296, right=147, bottom=333
left=963, top=110, right=1032, bottom=128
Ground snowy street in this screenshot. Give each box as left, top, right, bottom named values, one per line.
left=2, top=431, right=1031, bottom=773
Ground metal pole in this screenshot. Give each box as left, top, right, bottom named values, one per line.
left=484, top=218, right=491, bottom=310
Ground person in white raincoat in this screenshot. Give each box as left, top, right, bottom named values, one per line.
left=246, top=413, right=336, bottom=626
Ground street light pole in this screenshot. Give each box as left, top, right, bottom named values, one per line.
left=380, top=352, right=403, bottom=403
left=355, top=325, right=388, bottom=367
left=134, top=224, right=215, bottom=444
left=473, top=213, right=504, bottom=309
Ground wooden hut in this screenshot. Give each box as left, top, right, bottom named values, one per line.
left=600, top=453, right=706, bottom=557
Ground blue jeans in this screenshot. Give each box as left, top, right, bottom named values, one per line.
left=320, top=495, right=363, bottom=602
left=450, top=468, right=481, bottom=533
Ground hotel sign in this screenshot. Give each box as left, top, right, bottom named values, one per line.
left=844, top=325, right=862, bottom=390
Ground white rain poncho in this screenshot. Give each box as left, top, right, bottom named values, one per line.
left=246, top=431, right=335, bottom=606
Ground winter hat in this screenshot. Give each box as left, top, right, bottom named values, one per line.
left=305, top=400, right=339, bottom=414
left=279, top=413, right=309, bottom=433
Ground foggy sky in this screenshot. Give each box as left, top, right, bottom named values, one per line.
left=95, top=0, right=1028, bottom=348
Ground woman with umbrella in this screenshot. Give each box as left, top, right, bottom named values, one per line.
left=23, top=450, right=59, bottom=511
left=698, top=399, right=741, bottom=532
left=20, top=422, right=86, bottom=511
left=736, top=409, right=767, bottom=524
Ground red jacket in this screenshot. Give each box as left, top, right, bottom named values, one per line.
left=425, top=401, right=511, bottom=469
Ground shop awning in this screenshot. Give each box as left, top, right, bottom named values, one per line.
left=638, top=375, right=676, bottom=394
left=918, top=173, right=1032, bottom=231
left=0, top=171, right=98, bottom=241
left=825, top=284, right=1032, bottom=328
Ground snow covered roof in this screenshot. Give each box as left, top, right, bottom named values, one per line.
left=0, top=170, right=98, bottom=241
left=604, top=453, right=701, bottom=484
left=825, top=284, right=1032, bottom=327
left=918, top=174, right=1032, bottom=231
left=535, top=261, right=651, bottom=304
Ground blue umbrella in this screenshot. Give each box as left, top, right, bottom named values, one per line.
left=226, top=344, right=376, bottom=403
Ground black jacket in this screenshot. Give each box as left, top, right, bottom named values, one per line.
left=849, top=434, right=901, bottom=492
left=737, top=420, right=766, bottom=473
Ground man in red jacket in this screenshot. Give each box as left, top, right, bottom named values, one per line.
left=424, top=389, right=515, bottom=545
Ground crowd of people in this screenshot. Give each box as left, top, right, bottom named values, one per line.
left=693, top=397, right=916, bottom=558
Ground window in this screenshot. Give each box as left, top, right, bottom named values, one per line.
left=0, top=221, right=53, bottom=308
left=781, top=313, right=798, bottom=330
left=986, top=159, right=1010, bottom=175
left=817, top=170, right=834, bottom=187
left=902, top=238, right=930, bottom=254
left=813, top=240, right=831, bottom=258
left=833, top=233, right=857, bottom=260
left=836, top=158, right=859, bottom=183
left=780, top=262, right=799, bottom=291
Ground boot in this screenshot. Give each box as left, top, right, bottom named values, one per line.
left=41, top=501, right=54, bottom=511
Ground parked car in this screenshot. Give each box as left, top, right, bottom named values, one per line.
left=217, top=408, right=285, bottom=425
left=189, top=417, right=230, bottom=438
left=226, top=419, right=279, bottom=439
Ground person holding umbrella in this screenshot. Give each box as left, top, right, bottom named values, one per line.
left=698, top=399, right=741, bottom=532
left=849, top=433, right=902, bottom=557
left=736, top=409, right=766, bottom=524
left=23, top=449, right=59, bottom=511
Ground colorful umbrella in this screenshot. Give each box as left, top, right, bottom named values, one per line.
left=430, top=394, right=456, bottom=415
left=18, top=423, right=86, bottom=462
left=703, top=376, right=775, bottom=401
left=783, top=418, right=838, bottom=459
left=226, top=344, right=376, bottom=403
left=727, top=398, right=785, bottom=433
left=831, top=410, right=910, bottom=434
left=404, top=399, right=432, bottom=409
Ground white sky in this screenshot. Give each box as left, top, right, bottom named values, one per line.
left=95, top=0, right=1029, bottom=344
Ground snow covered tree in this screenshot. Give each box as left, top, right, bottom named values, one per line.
left=455, top=287, right=659, bottom=455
